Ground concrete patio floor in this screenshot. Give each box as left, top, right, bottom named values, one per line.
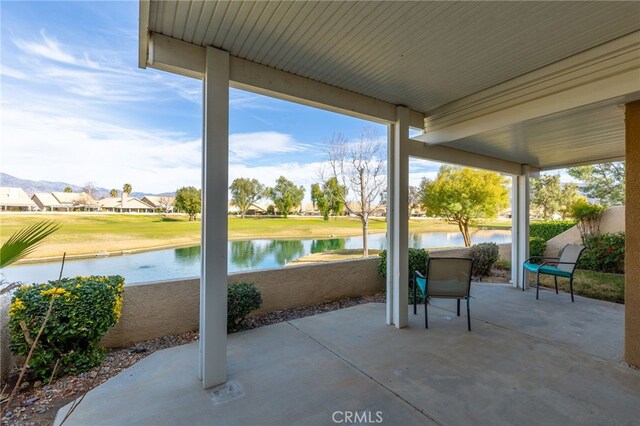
left=56, top=283, right=640, bottom=425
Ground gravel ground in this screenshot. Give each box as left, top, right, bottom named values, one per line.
left=1, top=293, right=386, bottom=426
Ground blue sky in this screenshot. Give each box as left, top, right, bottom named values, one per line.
left=0, top=1, right=444, bottom=198
left=3, top=2, right=575, bottom=201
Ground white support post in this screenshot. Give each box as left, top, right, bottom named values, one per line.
left=386, top=124, right=395, bottom=325
left=200, top=46, right=229, bottom=389
left=391, top=106, right=410, bottom=328
left=511, top=166, right=531, bottom=289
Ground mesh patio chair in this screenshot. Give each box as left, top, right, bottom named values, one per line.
left=413, top=257, right=474, bottom=331
left=522, top=244, right=586, bottom=302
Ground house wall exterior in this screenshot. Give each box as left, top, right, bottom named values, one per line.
left=625, top=100, right=640, bottom=367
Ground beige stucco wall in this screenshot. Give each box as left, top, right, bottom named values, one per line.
left=625, top=100, right=640, bottom=367
left=544, top=206, right=625, bottom=258
left=430, top=243, right=511, bottom=262
left=101, top=257, right=384, bottom=348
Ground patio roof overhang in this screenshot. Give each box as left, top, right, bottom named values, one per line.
left=137, top=0, right=640, bottom=389
left=139, top=0, right=640, bottom=170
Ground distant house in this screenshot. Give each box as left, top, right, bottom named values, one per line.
left=31, top=192, right=97, bottom=211
left=31, top=193, right=67, bottom=211
left=0, top=187, right=38, bottom=211
left=51, top=192, right=98, bottom=211
left=98, top=195, right=155, bottom=213
left=141, top=196, right=175, bottom=212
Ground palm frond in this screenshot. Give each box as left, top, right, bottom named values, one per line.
left=0, top=221, right=61, bottom=268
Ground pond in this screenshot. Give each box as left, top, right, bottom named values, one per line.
left=2, top=230, right=511, bottom=285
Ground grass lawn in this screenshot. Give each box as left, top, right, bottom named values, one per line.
left=533, top=270, right=625, bottom=304
left=1, top=213, right=509, bottom=260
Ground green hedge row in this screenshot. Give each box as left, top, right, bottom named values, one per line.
left=530, top=221, right=576, bottom=242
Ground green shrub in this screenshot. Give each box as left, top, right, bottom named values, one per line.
left=529, top=221, right=576, bottom=242
left=227, top=282, right=262, bottom=332
left=529, top=237, right=547, bottom=262
left=9, top=276, right=124, bottom=380
left=378, top=248, right=429, bottom=303
left=469, top=242, right=499, bottom=277
left=571, top=201, right=605, bottom=242
left=494, top=259, right=511, bottom=271
left=377, top=248, right=430, bottom=279
left=578, top=232, right=625, bottom=273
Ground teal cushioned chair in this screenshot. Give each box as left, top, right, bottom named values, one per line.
left=522, top=244, right=585, bottom=302
left=413, top=257, right=474, bottom=331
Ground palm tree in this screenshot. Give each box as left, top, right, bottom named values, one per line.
left=63, top=187, right=72, bottom=193
left=123, top=183, right=132, bottom=195
left=110, top=189, right=118, bottom=198
left=0, top=221, right=60, bottom=270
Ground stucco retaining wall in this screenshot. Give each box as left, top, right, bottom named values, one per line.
left=101, top=257, right=384, bottom=348
left=544, top=206, right=625, bottom=258
left=430, top=243, right=511, bottom=262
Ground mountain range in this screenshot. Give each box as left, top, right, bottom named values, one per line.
left=0, top=173, right=174, bottom=199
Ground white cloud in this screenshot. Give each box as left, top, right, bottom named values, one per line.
left=0, top=64, right=28, bottom=80
left=13, top=30, right=96, bottom=68
left=1, top=107, right=202, bottom=193
left=229, top=132, right=309, bottom=161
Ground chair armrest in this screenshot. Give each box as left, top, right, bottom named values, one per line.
left=415, top=271, right=425, bottom=279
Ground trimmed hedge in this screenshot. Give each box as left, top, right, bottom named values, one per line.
left=227, top=281, right=262, bottom=332
left=530, top=221, right=576, bottom=242
left=529, top=237, right=547, bottom=261
left=9, top=276, right=124, bottom=380
left=578, top=232, right=625, bottom=274
left=378, top=248, right=429, bottom=303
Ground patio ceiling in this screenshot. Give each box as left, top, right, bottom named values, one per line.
left=140, top=1, right=640, bottom=169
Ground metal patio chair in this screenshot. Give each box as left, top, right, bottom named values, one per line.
left=413, top=257, right=474, bottom=331
left=522, top=244, right=586, bottom=302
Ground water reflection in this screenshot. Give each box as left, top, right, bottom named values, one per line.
left=230, top=240, right=270, bottom=268
left=270, top=240, right=305, bottom=265
left=174, top=245, right=201, bottom=265
left=310, top=238, right=346, bottom=253
left=4, top=230, right=511, bottom=285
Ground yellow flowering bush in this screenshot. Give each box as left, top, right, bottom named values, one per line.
left=9, top=275, right=124, bottom=380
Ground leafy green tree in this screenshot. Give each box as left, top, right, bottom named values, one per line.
left=310, top=183, right=322, bottom=211
left=63, top=187, right=72, bottom=193
left=419, top=166, right=509, bottom=247
left=530, top=174, right=561, bottom=220
left=531, top=174, right=581, bottom=220
left=268, top=177, right=305, bottom=218
left=122, top=183, right=132, bottom=195
left=311, top=178, right=346, bottom=220
left=109, top=189, right=118, bottom=198
left=229, top=178, right=265, bottom=218
left=175, top=186, right=201, bottom=221
left=558, top=183, right=581, bottom=220
left=567, top=161, right=625, bottom=206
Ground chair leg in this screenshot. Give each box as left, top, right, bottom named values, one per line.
left=467, top=298, right=471, bottom=331
left=554, top=276, right=558, bottom=294
left=424, top=298, right=428, bottom=329
left=536, top=271, right=540, bottom=300
left=457, top=299, right=460, bottom=316
left=522, top=266, right=526, bottom=291
left=569, top=277, right=574, bottom=302
left=413, top=276, right=417, bottom=315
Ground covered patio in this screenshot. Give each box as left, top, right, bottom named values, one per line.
left=56, top=284, right=639, bottom=425
left=56, top=1, right=640, bottom=423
